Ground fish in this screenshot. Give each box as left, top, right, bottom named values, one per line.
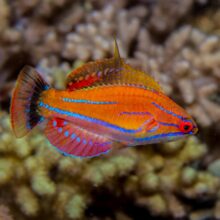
left=10, top=40, right=198, bottom=158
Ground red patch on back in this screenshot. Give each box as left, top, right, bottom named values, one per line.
left=67, top=74, right=99, bottom=91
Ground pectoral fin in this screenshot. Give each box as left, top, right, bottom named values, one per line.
left=45, top=118, right=113, bottom=158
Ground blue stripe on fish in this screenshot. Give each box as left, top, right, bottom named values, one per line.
left=152, top=102, right=183, bottom=119
left=39, top=101, right=144, bottom=134
left=135, top=132, right=183, bottom=142
left=39, top=102, right=181, bottom=138
left=63, top=98, right=117, bottom=105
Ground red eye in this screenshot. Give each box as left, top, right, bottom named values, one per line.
left=179, top=121, right=193, bottom=133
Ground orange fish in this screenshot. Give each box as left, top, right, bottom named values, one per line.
left=10, top=41, right=198, bottom=158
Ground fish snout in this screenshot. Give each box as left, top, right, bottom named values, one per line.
left=192, top=125, right=198, bottom=134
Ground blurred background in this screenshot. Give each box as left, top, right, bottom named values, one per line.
left=0, top=0, right=220, bottom=219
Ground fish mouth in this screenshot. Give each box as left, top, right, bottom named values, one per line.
left=192, top=125, right=198, bottom=134
left=190, top=118, right=198, bottom=134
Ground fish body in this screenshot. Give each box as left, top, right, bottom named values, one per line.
left=10, top=41, right=198, bottom=158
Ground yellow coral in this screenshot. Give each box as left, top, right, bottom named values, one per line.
left=136, top=194, right=168, bottom=216
left=15, top=186, right=39, bottom=216
left=31, top=170, right=56, bottom=196
left=65, top=194, right=86, bottom=219
left=0, top=159, right=14, bottom=185
left=110, top=154, right=137, bottom=176
left=53, top=184, right=77, bottom=219
left=139, top=172, right=160, bottom=193
left=180, top=166, right=197, bottom=186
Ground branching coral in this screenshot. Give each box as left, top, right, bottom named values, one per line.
left=15, top=186, right=39, bottom=217
left=124, top=137, right=220, bottom=218
left=148, top=0, right=194, bottom=34
left=62, top=3, right=147, bottom=61
left=0, top=0, right=9, bottom=33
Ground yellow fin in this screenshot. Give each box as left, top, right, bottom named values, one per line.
left=114, top=39, right=121, bottom=61
left=65, top=57, right=122, bottom=90
left=65, top=40, right=163, bottom=92
left=120, top=63, right=163, bottom=92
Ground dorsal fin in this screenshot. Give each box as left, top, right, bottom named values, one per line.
left=65, top=40, right=163, bottom=92
left=119, top=63, right=163, bottom=92
left=65, top=57, right=122, bottom=91
left=114, top=38, right=121, bottom=61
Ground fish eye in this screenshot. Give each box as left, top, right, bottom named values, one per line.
left=179, top=121, right=193, bottom=133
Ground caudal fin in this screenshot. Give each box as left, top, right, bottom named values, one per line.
left=10, top=66, right=49, bottom=138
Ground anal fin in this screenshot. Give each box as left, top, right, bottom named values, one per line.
left=45, top=118, right=113, bottom=158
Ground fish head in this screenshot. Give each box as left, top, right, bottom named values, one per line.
left=140, top=94, right=198, bottom=144
left=178, top=116, right=198, bottom=135
left=164, top=113, right=198, bottom=141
